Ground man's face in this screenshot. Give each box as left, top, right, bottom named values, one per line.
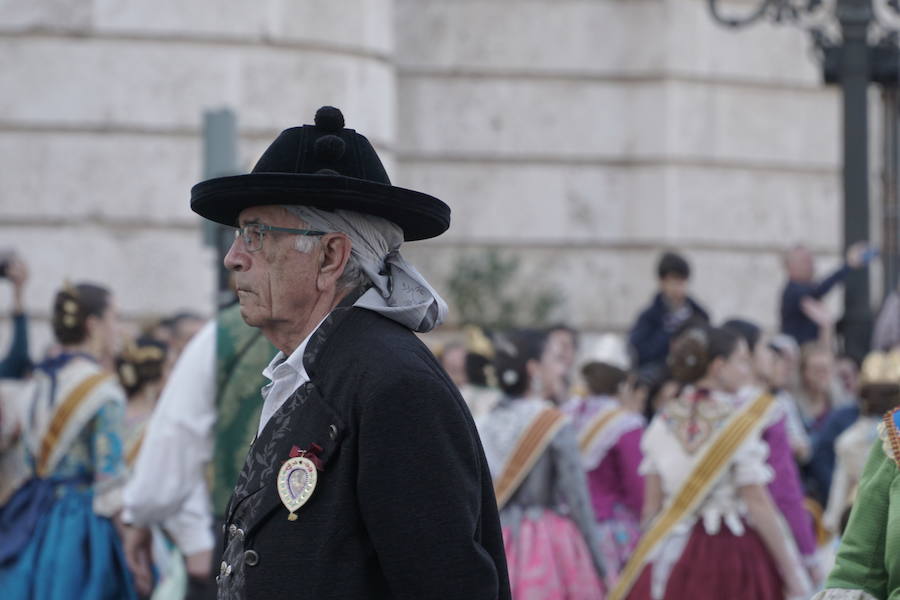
left=659, top=275, right=688, bottom=305
left=223, top=205, right=321, bottom=331
left=786, top=247, right=815, bottom=282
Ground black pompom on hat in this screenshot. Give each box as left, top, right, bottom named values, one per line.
left=314, top=105, right=345, bottom=131
left=191, top=106, right=450, bottom=241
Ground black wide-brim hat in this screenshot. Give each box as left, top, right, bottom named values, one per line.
left=191, top=106, right=450, bottom=241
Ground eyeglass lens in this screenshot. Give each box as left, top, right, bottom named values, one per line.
left=235, top=224, right=263, bottom=252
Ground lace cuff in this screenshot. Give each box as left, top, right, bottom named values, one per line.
left=732, top=436, right=773, bottom=487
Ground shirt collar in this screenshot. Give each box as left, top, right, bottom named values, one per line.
left=262, top=317, right=327, bottom=385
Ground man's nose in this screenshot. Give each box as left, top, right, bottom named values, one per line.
left=224, top=239, right=248, bottom=272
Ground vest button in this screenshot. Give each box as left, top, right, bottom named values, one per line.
left=244, top=550, right=259, bottom=567
left=329, top=424, right=338, bottom=440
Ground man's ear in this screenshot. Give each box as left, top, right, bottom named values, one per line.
left=317, top=233, right=352, bottom=291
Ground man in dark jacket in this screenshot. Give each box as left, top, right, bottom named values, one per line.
left=780, top=243, right=871, bottom=346
left=189, top=106, right=510, bottom=600
left=628, top=251, right=709, bottom=369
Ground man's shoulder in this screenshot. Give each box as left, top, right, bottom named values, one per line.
left=342, top=308, right=429, bottom=350
left=632, top=295, right=664, bottom=324
left=782, top=279, right=810, bottom=299
left=687, top=296, right=709, bottom=318
left=321, top=308, right=446, bottom=380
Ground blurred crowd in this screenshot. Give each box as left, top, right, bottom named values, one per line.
left=437, top=243, right=890, bottom=599
left=0, top=239, right=894, bottom=599
left=0, top=253, right=208, bottom=599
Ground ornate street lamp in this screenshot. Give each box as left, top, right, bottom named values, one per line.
left=707, top=0, right=900, bottom=360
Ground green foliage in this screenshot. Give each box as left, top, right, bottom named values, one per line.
left=446, top=249, right=562, bottom=329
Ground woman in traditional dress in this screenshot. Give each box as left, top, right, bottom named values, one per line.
left=117, top=337, right=191, bottom=600
left=0, top=282, right=136, bottom=599
left=458, top=325, right=502, bottom=419
left=562, top=361, right=644, bottom=585
left=724, top=318, right=821, bottom=583
left=812, top=354, right=900, bottom=599
left=797, top=341, right=860, bottom=508
left=477, top=329, right=606, bottom=599
left=822, top=351, right=900, bottom=536
left=613, top=325, right=810, bottom=600
left=117, top=337, right=168, bottom=472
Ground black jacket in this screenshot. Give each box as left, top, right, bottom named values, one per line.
left=780, top=265, right=849, bottom=345
left=628, top=293, right=709, bottom=368
left=217, top=305, right=511, bottom=600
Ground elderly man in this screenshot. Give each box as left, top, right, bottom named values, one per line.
left=189, top=107, right=510, bottom=600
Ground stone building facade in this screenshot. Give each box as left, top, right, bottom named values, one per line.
left=0, top=0, right=871, bottom=353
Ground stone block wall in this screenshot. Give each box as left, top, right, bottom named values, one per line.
left=0, top=0, right=395, bottom=352
left=394, top=0, right=860, bottom=333
left=0, top=0, right=873, bottom=356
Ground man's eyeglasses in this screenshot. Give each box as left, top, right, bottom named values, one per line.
left=234, top=223, right=327, bottom=253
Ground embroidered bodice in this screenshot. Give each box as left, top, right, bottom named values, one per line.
left=640, top=389, right=773, bottom=535
left=22, top=355, right=127, bottom=515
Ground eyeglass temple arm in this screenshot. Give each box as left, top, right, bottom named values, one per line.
left=262, top=225, right=327, bottom=236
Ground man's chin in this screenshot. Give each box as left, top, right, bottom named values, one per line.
left=238, top=305, right=262, bottom=328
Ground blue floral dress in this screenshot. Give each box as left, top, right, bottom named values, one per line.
left=0, top=354, right=137, bottom=599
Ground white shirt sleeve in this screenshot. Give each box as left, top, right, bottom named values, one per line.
left=162, top=478, right=215, bottom=555
left=122, top=320, right=217, bottom=527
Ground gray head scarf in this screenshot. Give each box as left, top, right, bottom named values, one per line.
left=286, top=205, right=448, bottom=333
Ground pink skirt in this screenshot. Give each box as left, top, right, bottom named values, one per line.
left=595, top=504, right=641, bottom=588
left=503, top=510, right=605, bottom=600
left=626, top=521, right=783, bottom=600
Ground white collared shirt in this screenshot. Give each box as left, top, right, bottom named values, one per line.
left=258, top=319, right=326, bottom=436
left=122, top=320, right=216, bottom=554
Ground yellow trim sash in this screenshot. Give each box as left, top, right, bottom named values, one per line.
left=494, top=408, right=567, bottom=509
left=125, top=427, right=146, bottom=468
left=608, top=392, right=774, bottom=600
left=36, top=373, right=111, bottom=477
left=578, top=407, right=625, bottom=454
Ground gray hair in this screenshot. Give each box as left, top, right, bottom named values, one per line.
left=282, top=204, right=448, bottom=332
left=282, top=205, right=370, bottom=291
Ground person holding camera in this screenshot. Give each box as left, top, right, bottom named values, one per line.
left=0, top=254, right=31, bottom=379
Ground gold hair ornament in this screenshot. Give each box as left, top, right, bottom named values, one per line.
left=119, top=363, right=138, bottom=388
left=464, top=325, right=495, bottom=359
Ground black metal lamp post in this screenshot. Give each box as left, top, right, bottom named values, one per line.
left=707, top=0, right=900, bottom=360
left=201, top=108, right=240, bottom=309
